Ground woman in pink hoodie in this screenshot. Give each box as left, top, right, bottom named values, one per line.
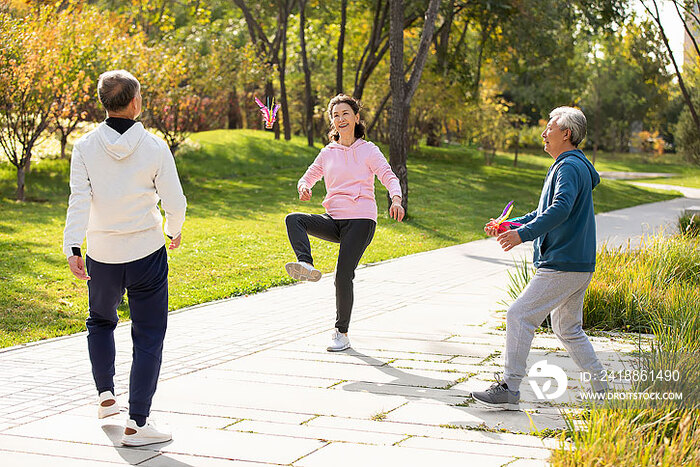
left=285, top=94, right=404, bottom=352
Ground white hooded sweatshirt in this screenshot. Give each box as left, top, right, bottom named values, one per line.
left=63, top=122, right=187, bottom=264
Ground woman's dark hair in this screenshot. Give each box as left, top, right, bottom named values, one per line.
left=326, top=94, right=366, bottom=142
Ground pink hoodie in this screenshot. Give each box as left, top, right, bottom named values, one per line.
left=298, top=139, right=401, bottom=222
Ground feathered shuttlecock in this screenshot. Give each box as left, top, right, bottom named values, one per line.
left=254, top=96, right=280, bottom=129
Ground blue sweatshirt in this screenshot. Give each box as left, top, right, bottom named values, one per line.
left=511, top=149, right=599, bottom=272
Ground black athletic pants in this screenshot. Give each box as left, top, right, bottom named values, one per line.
left=285, top=213, right=376, bottom=333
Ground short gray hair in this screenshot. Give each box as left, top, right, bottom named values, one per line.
left=97, top=70, right=140, bottom=112
left=549, top=107, right=587, bottom=147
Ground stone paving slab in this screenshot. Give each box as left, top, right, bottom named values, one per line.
left=302, top=415, right=560, bottom=448
left=0, top=191, right=693, bottom=466
left=211, top=352, right=460, bottom=389
left=228, top=419, right=407, bottom=445
left=139, top=454, right=268, bottom=466
left=294, top=442, right=516, bottom=467
left=0, top=450, right=127, bottom=466
left=384, top=400, right=566, bottom=433
left=65, top=405, right=239, bottom=430
left=0, top=433, right=158, bottom=465
left=154, top=376, right=411, bottom=420
left=399, top=436, right=552, bottom=459
left=4, top=413, right=324, bottom=465
left=140, top=428, right=324, bottom=465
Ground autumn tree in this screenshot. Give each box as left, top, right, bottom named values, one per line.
left=137, top=44, right=221, bottom=153
left=0, top=9, right=58, bottom=200
left=50, top=5, right=133, bottom=159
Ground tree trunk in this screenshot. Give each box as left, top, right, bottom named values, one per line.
left=388, top=106, right=410, bottom=213
left=279, top=2, right=291, bottom=141
left=228, top=86, right=243, bottom=129
left=60, top=131, right=69, bottom=159
left=473, top=23, right=490, bottom=100
left=279, top=69, right=291, bottom=140
left=389, top=0, right=409, bottom=213
left=265, top=80, right=280, bottom=139
left=353, top=0, right=390, bottom=101
left=336, top=0, right=347, bottom=94
left=387, top=0, right=441, bottom=215
left=436, top=0, right=455, bottom=74
left=513, top=134, right=519, bottom=167
left=299, top=0, right=314, bottom=146
left=16, top=165, right=25, bottom=201
left=368, top=90, right=391, bottom=135
left=593, top=142, right=598, bottom=165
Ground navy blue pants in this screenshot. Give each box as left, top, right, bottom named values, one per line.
left=85, top=246, right=169, bottom=420
left=285, top=213, right=376, bottom=333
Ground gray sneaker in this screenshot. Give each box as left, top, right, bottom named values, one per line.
left=471, top=373, right=520, bottom=410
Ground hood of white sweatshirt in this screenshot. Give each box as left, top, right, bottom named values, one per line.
left=96, top=121, right=149, bottom=161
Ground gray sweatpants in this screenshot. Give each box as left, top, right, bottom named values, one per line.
left=503, top=268, right=607, bottom=392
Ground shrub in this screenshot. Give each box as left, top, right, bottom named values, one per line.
left=675, top=107, right=700, bottom=165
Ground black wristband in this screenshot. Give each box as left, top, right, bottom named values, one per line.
left=71, top=247, right=82, bottom=257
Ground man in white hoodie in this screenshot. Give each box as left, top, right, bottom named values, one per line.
left=63, top=70, right=187, bottom=446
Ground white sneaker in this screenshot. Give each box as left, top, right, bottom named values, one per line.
left=97, top=391, right=120, bottom=419
left=285, top=262, right=322, bottom=282
left=326, top=329, right=350, bottom=352
left=121, top=418, right=172, bottom=446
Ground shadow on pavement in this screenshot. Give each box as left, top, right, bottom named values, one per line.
left=101, top=424, right=191, bottom=466
left=341, top=350, right=471, bottom=400
left=342, top=351, right=554, bottom=433
left=461, top=252, right=526, bottom=267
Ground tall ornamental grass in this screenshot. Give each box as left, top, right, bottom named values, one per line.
left=549, top=233, right=700, bottom=466
left=583, top=234, right=700, bottom=333
left=552, top=404, right=700, bottom=466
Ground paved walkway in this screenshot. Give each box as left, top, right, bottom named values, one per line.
left=0, top=184, right=696, bottom=466
left=598, top=171, right=676, bottom=180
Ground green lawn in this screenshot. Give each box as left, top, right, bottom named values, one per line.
left=0, top=130, right=687, bottom=348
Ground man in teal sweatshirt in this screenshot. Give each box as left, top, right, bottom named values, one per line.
left=472, top=107, right=607, bottom=410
